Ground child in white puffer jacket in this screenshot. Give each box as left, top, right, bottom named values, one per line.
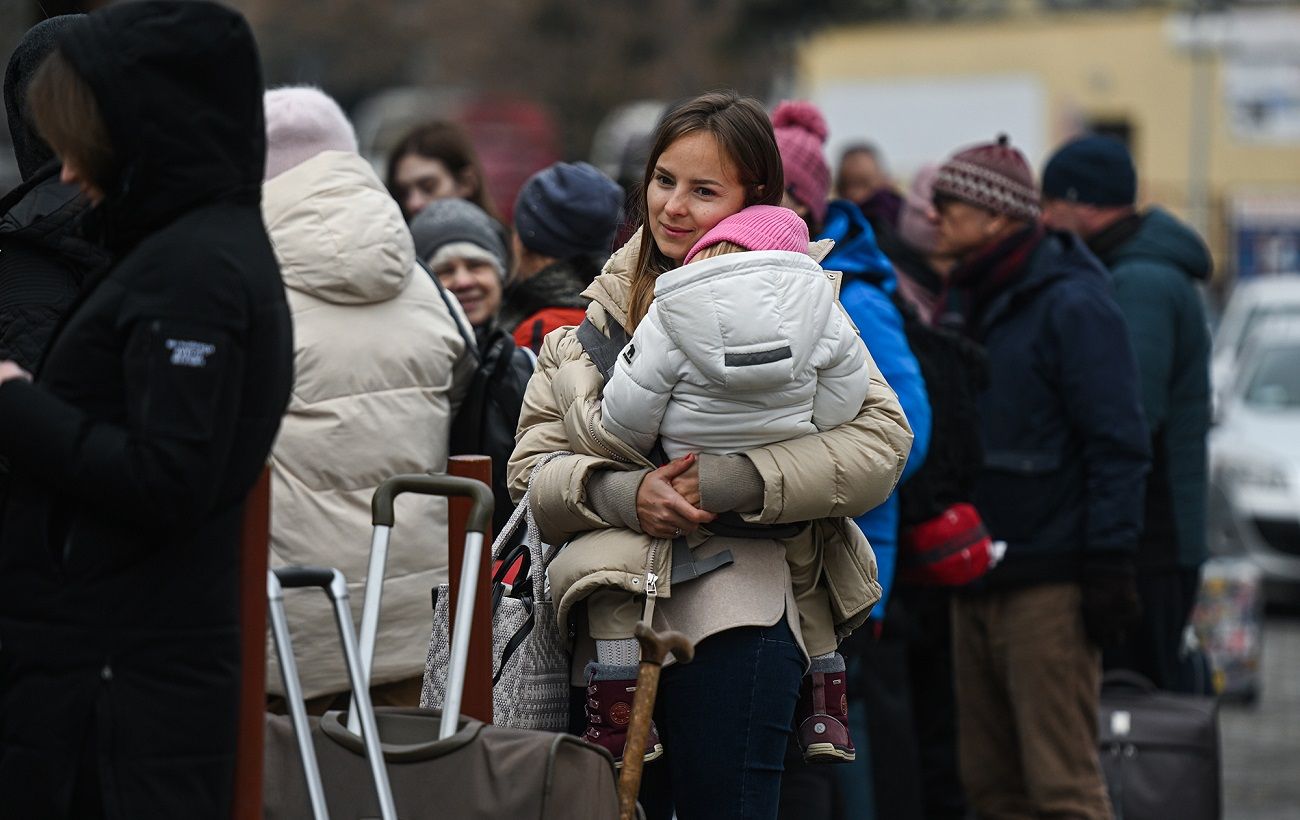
left=575, top=204, right=872, bottom=767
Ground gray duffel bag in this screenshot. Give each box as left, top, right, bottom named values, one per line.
left=264, top=708, right=618, bottom=819
left=1098, top=671, right=1221, bottom=820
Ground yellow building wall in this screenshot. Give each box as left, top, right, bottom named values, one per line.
left=797, top=10, right=1300, bottom=268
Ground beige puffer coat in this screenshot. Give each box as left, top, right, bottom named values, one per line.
left=263, top=151, right=472, bottom=699
left=509, top=231, right=914, bottom=649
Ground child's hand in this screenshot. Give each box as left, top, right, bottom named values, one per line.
left=669, top=453, right=703, bottom=508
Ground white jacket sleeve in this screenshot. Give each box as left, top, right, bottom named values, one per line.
left=600, top=305, right=685, bottom=454
left=812, top=304, right=872, bottom=431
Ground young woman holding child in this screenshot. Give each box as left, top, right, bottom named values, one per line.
left=507, top=90, right=913, bottom=819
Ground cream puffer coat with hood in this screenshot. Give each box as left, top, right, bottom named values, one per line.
left=511, top=231, right=913, bottom=652
left=263, top=150, right=472, bottom=699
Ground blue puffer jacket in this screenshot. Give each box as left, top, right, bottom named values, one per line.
left=968, top=231, right=1150, bottom=588
left=819, top=200, right=931, bottom=616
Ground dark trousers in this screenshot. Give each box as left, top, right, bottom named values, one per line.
left=1104, top=566, right=1202, bottom=691
left=899, top=585, right=968, bottom=820
left=831, top=592, right=926, bottom=820
left=638, top=620, right=804, bottom=820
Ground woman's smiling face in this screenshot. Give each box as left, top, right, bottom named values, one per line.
left=646, top=130, right=748, bottom=264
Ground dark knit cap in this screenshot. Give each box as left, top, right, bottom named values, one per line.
left=514, top=161, right=623, bottom=260
left=4, top=15, right=83, bottom=181
left=933, top=134, right=1040, bottom=221
left=410, top=198, right=508, bottom=274
left=1042, top=135, right=1136, bottom=207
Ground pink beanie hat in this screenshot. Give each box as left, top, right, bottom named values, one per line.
left=897, top=164, right=941, bottom=255
left=771, top=100, right=831, bottom=226
left=683, top=205, right=810, bottom=265
left=263, top=86, right=358, bottom=180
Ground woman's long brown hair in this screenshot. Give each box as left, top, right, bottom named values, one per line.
left=626, top=91, right=784, bottom=330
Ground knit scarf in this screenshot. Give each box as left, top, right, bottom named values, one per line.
left=946, top=224, right=1044, bottom=336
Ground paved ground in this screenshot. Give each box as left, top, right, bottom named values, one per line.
left=1221, top=611, right=1300, bottom=820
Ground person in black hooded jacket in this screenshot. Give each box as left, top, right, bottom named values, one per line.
left=0, top=3, right=292, bottom=817
left=0, top=14, right=107, bottom=374
left=0, top=14, right=111, bottom=525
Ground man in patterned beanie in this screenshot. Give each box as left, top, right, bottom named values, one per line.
left=932, top=135, right=1151, bottom=820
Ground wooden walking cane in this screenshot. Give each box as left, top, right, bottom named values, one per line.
left=618, top=621, right=695, bottom=820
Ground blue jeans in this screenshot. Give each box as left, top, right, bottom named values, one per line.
left=638, top=620, right=804, bottom=820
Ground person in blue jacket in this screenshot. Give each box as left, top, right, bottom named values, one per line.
left=772, top=100, right=931, bottom=820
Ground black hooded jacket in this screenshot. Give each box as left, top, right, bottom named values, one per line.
left=0, top=4, right=291, bottom=817
left=0, top=164, right=106, bottom=371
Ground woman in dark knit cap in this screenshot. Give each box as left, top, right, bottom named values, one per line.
left=498, top=161, right=624, bottom=353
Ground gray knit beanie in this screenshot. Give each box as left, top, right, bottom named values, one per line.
left=513, top=161, right=623, bottom=260
left=410, top=198, right=508, bottom=278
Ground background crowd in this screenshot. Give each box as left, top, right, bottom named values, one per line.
left=0, top=3, right=1214, bottom=819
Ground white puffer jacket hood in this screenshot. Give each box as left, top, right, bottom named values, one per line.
left=602, top=248, right=869, bottom=460
left=263, top=150, right=414, bottom=305
left=653, top=249, right=842, bottom=389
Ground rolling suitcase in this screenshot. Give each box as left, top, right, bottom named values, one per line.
left=264, top=473, right=619, bottom=819
left=1097, top=671, right=1221, bottom=820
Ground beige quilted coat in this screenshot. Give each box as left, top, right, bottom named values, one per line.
left=508, top=232, right=914, bottom=650
left=262, top=151, right=473, bottom=699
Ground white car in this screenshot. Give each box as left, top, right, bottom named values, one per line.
left=1212, top=275, right=1300, bottom=408
left=1208, top=322, right=1300, bottom=587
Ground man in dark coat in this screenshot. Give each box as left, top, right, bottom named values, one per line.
left=498, top=161, right=623, bottom=353
left=1042, top=134, right=1213, bottom=691
left=0, top=3, right=292, bottom=817
left=931, top=135, right=1150, bottom=819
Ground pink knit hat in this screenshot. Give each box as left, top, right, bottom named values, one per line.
left=771, top=101, right=831, bottom=226
left=263, top=86, right=358, bottom=180
left=683, top=205, right=810, bottom=265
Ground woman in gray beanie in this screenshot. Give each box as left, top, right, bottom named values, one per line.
left=411, top=197, right=509, bottom=333
left=410, top=196, right=533, bottom=536
left=498, top=161, right=623, bottom=353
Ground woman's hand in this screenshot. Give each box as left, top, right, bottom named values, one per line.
left=0, top=361, right=32, bottom=385
left=637, top=454, right=715, bottom=538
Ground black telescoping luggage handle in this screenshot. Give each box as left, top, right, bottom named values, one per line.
left=371, top=474, right=494, bottom=533
left=274, top=566, right=338, bottom=591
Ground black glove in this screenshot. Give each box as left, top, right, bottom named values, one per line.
left=1079, top=552, right=1142, bottom=649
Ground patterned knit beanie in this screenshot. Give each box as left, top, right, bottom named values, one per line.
left=263, top=86, right=358, bottom=181
left=683, top=205, right=810, bottom=265
left=771, top=101, right=831, bottom=226
left=932, top=134, right=1040, bottom=221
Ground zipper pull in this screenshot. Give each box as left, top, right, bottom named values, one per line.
left=641, top=571, right=659, bottom=625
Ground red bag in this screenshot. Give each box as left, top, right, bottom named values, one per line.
left=899, top=502, right=993, bottom=587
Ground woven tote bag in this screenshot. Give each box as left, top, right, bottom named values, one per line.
left=421, top=452, right=571, bottom=731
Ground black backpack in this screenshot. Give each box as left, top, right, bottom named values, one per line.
left=890, top=291, right=988, bottom=528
